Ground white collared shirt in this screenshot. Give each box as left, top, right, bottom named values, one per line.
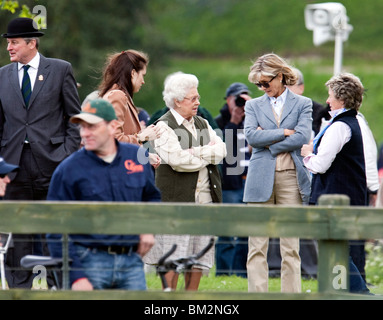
left=18, top=53, right=40, bottom=90
left=303, top=109, right=351, bottom=174
left=170, top=108, right=197, bottom=138
left=357, top=112, right=379, bottom=192
left=155, top=108, right=227, bottom=203
left=269, top=88, right=288, bottom=118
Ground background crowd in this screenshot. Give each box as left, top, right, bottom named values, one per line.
left=0, top=17, right=381, bottom=295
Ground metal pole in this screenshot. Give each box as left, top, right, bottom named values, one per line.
left=0, top=233, right=11, bottom=290
left=334, top=29, right=343, bottom=75
left=0, top=252, right=6, bottom=290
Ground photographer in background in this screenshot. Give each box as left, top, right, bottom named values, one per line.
left=214, top=82, right=251, bottom=277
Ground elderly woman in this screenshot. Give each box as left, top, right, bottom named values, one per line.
left=244, top=53, right=312, bottom=293
left=144, top=73, right=227, bottom=291
left=301, top=73, right=370, bottom=294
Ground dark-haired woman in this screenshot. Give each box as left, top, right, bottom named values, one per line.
left=99, top=49, right=161, bottom=167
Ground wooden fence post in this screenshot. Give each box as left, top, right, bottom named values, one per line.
left=62, top=234, right=70, bottom=290
left=317, top=194, right=350, bottom=294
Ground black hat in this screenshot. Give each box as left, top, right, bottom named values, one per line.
left=2, top=17, right=44, bottom=38
left=0, top=157, right=18, bottom=176
left=225, top=82, right=251, bottom=99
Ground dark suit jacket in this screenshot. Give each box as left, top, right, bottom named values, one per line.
left=0, top=54, right=81, bottom=179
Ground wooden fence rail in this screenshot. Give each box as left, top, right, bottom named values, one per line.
left=0, top=194, right=382, bottom=300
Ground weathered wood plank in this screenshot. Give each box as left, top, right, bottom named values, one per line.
left=0, top=201, right=382, bottom=239
left=318, top=240, right=349, bottom=293
left=0, top=195, right=381, bottom=300
left=327, top=206, right=383, bottom=239
left=0, top=201, right=330, bottom=238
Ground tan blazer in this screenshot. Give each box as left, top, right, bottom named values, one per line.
left=102, top=85, right=141, bottom=144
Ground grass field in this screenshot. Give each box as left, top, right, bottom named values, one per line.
left=1, top=261, right=382, bottom=297
left=145, top=267, right=383, bottom=296
left=146, top=268, right=317, bottom=293
left=2, top=241, right=383, bottom=296
left=145, top=241, right=383, bottom=296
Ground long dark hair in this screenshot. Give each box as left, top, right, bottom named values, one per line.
left=99, top=49, right=149, bottom=98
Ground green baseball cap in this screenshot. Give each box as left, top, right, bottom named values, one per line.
left=71, top=99, right=117, bottom=124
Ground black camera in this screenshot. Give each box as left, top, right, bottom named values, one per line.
left=235, top=95, right=246, bottom=107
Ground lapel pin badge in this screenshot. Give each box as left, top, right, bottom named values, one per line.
left=38, top=75, right=44, bottom=81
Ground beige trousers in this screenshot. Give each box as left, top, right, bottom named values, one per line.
left=247, top=170, right=302, bottom=293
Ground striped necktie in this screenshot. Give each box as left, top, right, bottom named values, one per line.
left=21, top=65, right=32, bottom=107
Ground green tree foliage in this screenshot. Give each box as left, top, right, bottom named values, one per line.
left=0, top=0, right=169, bottom=104
left=0, top=0, right=32, bottom=18
left=33, top=0, right=169, bottom=101
left=1, top=0, right=22, bottom=14
left=1, top=0, right=383, bottom=140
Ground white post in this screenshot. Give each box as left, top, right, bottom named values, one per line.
left=305, top=3, right=353, bottom=76
left=334, top=29, right=343, bottom=75
left=332, top=11, right=348, bottom=76
left=0, top=252, right=6, bottom=290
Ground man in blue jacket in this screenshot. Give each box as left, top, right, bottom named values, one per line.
left=47, top=99, right=161, bottom=290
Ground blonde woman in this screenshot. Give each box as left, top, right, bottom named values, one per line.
left=244, top=53, right=312, bottom=293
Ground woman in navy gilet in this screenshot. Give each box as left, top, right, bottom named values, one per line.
left=301, top=73, right=370, bottom=294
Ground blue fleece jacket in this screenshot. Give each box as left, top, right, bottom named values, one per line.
left=46, top=140, right=161, bottom=284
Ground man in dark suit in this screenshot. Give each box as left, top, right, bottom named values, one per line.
left=0, top=17, right=81, bottom=288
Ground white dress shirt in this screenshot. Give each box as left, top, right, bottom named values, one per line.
left=18, top=53, right=40, bottom=90
left=305, top=109, right=379, bottom=194
left=357, top=112, right=379, bottom=192
left=303, top=109, right=351, bottom=174
left=269, top=88, right=288, bottom=119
